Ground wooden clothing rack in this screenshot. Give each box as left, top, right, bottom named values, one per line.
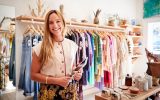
left=0, top=29, right=10, bottom=33
left=16, top=15, right=125, bottom=32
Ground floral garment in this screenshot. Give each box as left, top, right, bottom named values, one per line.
left=38, top=81, right=79, bottom=100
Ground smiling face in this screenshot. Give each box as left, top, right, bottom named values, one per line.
left=49, top=13, right=64, bottom=40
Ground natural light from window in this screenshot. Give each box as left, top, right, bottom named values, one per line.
left=148, top=22, right=160, bottom=54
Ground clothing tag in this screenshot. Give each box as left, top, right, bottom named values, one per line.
left=103, top=40, right=106, bottom=45
left=33, top=38, right=38, bottom=46
left=28, top=40, right=31, bottom=46
left=94, top=45, right=96, bottom=50
left=85, top=41, right=88, bottom=47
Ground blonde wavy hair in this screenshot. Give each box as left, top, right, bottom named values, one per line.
left=39, top=10, right=66, bottom=66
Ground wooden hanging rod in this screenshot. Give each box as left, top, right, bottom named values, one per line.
left=20, top=20, right=44, bottom=25
left=16, top=15, right=125, bottom=31
left=66, top=21, right=124, bottom=31
left=16, top=15, right=44, bottom=22
left=0, top=29, right=10, bottom=33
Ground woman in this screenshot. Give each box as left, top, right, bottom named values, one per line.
left=31, top=10, right=83, bottom=100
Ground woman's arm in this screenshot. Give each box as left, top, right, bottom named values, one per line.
left=31, top=51, right=71, bottom=87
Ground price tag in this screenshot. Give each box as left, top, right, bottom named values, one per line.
left=33, top=38, right=38, bottom=46
left=27, top=40, right=31, bottom=46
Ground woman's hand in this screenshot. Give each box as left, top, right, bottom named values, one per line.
left=73, top=68, right=83, bottom=81
left=57, top=76, right=72, bottom=88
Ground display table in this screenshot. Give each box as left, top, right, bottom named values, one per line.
left=95, top=93, right=111, bottom=100
left=128, top=86, right=160, bottom=100
left=95, top=86, right=160, bottom=100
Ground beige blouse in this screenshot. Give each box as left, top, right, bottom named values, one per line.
left=32, top=38, right=78, bottom=77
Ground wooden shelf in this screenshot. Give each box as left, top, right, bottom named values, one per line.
left=130, top=45, right=142, bottom=47
left=16, top=15, right=125, bottom=31
left=121, top=24, right=142, bottom=29
left=16, top=15, right=44, bottom=22
left=122, top=24, right=143, bottom=63
left=128, top=35, right=143, bottom=38
left=132, top=55, right=142, bottom=58
left=0, top=29, right=10, bottom=33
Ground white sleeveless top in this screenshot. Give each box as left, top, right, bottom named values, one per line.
left=32, top=38, right=78, bottom=77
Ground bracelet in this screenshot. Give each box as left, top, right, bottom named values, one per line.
left=45, top=76, right=48, bottom=84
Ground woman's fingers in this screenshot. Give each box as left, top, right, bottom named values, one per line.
left=59, top=76, right=72, bottom=87
left=73, top=72, right=82, bottom=81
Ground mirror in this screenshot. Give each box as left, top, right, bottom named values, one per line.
left=0, top=5, right=15, bottom=95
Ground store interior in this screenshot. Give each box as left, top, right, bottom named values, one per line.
left=0, top=0, right=160, bottom=100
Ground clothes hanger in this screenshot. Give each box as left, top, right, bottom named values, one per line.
left=40, top=26, right=44, bottom=35
left=30, top=24, right=39, bottom=35
left=82, top=28, right=87, bottom=34
left=98, top=31, right=105, bottom=38
left=72, top=27, right=79, bottom=34
left=87, top=29, right=92, bottom=34
left=23, top=25, right=32, bottom=35
left=68, top=27, right=73, bottom=36
left=78, top=28, right=84, bottom=34
left=36, top=25, right=43, bottom=35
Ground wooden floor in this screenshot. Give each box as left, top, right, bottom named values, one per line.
left=0, top=91, right=33, bottom=100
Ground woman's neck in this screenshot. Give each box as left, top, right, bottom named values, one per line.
left=54, top=36, right=64, bottom=42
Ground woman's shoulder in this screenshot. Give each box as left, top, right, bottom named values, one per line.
left=64, top=38, right=78, bottom=48
left=64, top=38, right=77, bottom=45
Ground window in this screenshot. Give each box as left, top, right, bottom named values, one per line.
left=148, top=22, right=160, bottom=54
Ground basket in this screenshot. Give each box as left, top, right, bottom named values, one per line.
left=147, top=62, right=160, bottom=78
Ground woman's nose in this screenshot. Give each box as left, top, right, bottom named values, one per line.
left=53, top=23, right=58, bottom=27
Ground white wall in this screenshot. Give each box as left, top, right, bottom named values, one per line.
left=0, top=5, right=15, bottom=30
left=0, top=0, right=138, bottom=23
left=132, top=0, right=147, bottom=76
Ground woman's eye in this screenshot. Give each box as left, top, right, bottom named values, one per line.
left=49, top=21, right=53, bottom=24
left=57, top=20, right=61, bottom=23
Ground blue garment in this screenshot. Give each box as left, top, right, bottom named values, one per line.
left=32, top=34, right=42, bottom=100
left=87, top=32, right=95, bottom=85
left=32, top=34, right=43, bottom=46
left=9, top=36, right=16, bottom=86
left=18, top=35, right=34, bottom=96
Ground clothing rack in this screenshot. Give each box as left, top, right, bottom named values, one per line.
left=0, top=29, right=10, bottom=33
left=16, top=15, right=125, bottom=32
left=66, top=21, right=125, bottom=32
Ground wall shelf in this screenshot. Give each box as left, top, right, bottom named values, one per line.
left=122, top=24, right=143, bottom=63
left=132, top=55, right=142, bottom=58
left=130, top=45, right=142, bottom=48
left=16, top=15, right=125, bottom=31
left=120, top=24, right=142, bottom=29
left=130, top=36, right=143, bottom=38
